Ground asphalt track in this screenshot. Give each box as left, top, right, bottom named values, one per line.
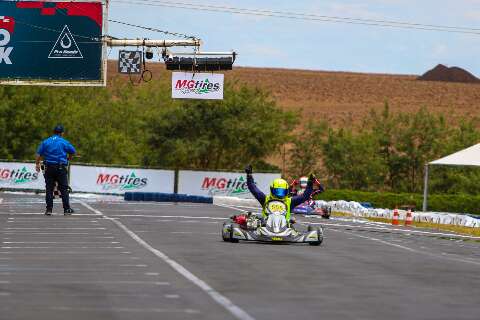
left=0, top=192, right=479, bottom=320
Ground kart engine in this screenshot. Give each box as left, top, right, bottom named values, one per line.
left=246, top=214, right=260, bottom=230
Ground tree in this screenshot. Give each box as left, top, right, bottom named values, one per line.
left=288, top=120, right=327, bottom=177
left=145, top=84, right=297, bottom=170
left=321, top=128, right=386, bottom=190
left=395, top=108, right=449, bottom=192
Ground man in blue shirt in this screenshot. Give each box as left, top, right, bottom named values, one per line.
left=35, top=125, right=76, bottom=216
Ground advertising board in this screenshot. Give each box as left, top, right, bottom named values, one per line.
left=0, top=0, right=106, bottom=86
left=0, top=162, right=44, bottom=190
left=178, top=170, right=281, bottom=199
left=70, top=165, right=175, bottom=194
left=172, top=72, right=224, bottom=100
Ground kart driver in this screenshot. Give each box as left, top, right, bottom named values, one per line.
left=290, top=175, right=324, bottom=196
left=245, top=165, right=316, bottom=223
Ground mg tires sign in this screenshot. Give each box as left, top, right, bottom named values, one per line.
left=70, top=165, right=175, bottom=195
left=178, top=170, right=281, bottom=199
left=0, top=162, right=43, bottom=190
left=172, top=72, right=224, bottom=100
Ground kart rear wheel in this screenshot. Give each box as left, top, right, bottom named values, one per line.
left=229, top=223, right=240, bottom=243
left=307, top=225, right=323, bottom=246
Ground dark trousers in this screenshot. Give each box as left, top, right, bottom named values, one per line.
left=44, top=164, right=71, bottom=210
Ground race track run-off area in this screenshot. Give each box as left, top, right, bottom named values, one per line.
left=0, top=193, right=479, bottom=320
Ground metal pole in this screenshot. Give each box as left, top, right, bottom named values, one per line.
left=422, top=164, right=429, bottom=212
left=170, top=52, right=235, bottom=56
left=174, top=169, right=179, bottom=195
left=104, top=38, right=201, bottom=47
left=102, top=0, right=110, bottom=86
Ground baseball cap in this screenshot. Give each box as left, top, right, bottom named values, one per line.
left=53, top=124, right=64, bottom=133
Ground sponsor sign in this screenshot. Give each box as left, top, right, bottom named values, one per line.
left=48, top=25, right=83, bottom=59
left=0, top=162, right=44, bottom=190
left=70, top=165, right=175, bottom=194
left=172, top=72, right=224, bottom=100
left=178, top=170, right=281, bottom=199
left=0, top=0, right=105, bottom=86
left=0, top=16, right=14, bottom=65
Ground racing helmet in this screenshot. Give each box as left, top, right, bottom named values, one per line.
left=299, top=176, right=308, bottom=189
left=270, top=178, right=289, bottom=199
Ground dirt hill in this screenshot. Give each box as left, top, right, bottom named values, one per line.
left=108, top=61, right=480, bottom=125
left=418, top=64, right=480, bottom=84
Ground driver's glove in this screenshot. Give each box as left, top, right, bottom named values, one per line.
left=245, top=165, right=253, bottom=177
left=307, top=173, right=316, bottom=188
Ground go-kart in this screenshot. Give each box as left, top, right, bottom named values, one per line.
left=292, top=190, right=331, bottom=218
left=222, top=200, right=323, bottom=246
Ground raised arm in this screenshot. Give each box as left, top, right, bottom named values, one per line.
left=291, top=174, right=321, bottom=208
left=245, top=165, right=266, bottom=205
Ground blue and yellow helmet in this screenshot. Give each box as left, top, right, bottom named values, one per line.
left=270, top=178, right=289, bottom=199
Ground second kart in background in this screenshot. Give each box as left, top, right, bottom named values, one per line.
left=290, top=176, right=331, bottom=218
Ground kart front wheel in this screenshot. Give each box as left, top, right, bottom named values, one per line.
left=222, top=222, right=233, bottom=242
left=229, top=223, right=240, bottom=243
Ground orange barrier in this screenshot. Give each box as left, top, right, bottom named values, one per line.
left=405, top=209, right=413, bottom=226
left=392, top=208, right=399, bottom=225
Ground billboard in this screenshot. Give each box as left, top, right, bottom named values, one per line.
left=178, top=170, right=281, bottom=199
left=172, top=72, right=224, bottom=100
left=70, top=165, right=175, bottom=195
left=0, top=162, right=44, bottom=190
left=0, top=0, right=106, bottom=86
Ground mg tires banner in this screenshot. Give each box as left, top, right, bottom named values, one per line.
left=70, top=165, right=175, bottom=194
left=178, top=170, right=281, bottom=199
left=0, top=0, right=105, bottom=86
left=0, top=162, right=44, bottom=190
left=172, top=72, right=224, bottom=100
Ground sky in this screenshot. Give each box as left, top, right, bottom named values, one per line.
left=108, top=0, right=480, bottom=75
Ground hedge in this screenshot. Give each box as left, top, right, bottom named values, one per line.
left=315, top=189, right=480, bottom=215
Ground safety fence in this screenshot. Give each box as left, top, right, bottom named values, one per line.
left=211, top=196, right=480, bottom=228
left=318, top=199, right=480, bottom=228
left=0, top=161, right=280, bottom=199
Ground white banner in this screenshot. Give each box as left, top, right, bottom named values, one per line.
left=172, top=72, right=224, bottom=100
left=0, top=162, right=44, bottom=190
left=178, top=170, right=281, bottom=199
left=70, top=165, right=174, bottom=195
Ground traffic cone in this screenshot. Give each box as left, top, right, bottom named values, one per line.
left=405, top=209, right=413, bottom=226
left=392, top=208, right=399, bottom=225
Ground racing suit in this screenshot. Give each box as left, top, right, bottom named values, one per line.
left=247, top=175, right=314, bottom=221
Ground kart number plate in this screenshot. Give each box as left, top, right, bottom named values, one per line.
left=267, top=201, right=287, bottom=214
left=271, top=237, right=283, bottom=241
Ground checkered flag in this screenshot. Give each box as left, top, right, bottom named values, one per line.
left=118, top=51, right=142, bottom=74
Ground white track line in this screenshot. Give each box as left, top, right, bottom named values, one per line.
left=0, top=212, right=98, bottom=216
left=1, top=242, right=119, bottom=244
left=109, top=214, right=226, bottom=220
left=309, top=221, right=480, bottom=240
left=0, top=246, right=124, bottom=249
left=77, top=201, right=104, bottom=215
left=330, top=229, right=480, bottom=266
left=215, top=203, right=250, bottom=213
left=80, top=202, right=255, bottom=320
left=4, top=227, right=105, bottom=230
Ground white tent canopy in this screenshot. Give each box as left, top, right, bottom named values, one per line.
left=423, top=143, right=480, bottom=211
left=429, top=143, right=480, bottom=166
